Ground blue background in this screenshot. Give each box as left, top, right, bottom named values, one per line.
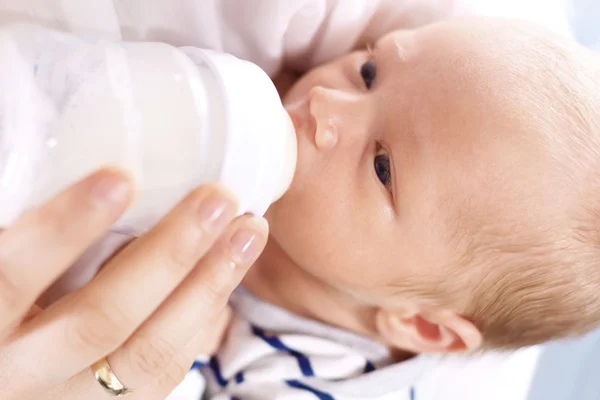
left=527, top=2, right=600, bottom=399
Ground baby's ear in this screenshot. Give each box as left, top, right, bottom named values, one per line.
left=375, top=308, right=482, bottom=354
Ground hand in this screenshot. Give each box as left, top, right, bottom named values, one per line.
left=0, top=168, right=268, bottom=399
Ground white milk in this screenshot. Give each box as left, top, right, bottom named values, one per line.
left=0, top=24, right=297, bottom=235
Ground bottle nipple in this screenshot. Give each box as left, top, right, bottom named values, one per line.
left=272, top=110, right=298, bottom=202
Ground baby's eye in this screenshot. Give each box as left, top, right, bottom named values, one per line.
left=360, top=60, right=377, bottom=89
left=374, top=145, right=392, bottom=191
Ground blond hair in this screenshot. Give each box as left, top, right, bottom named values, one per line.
left=433, top=23, right=600, bottom=349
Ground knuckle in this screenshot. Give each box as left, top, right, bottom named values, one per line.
left=42, top=199, right=70, bottom=223
left=198, top=281, right=217, bottom=305
left=196, top=270, right=231, bottom=309
left=40, top=187, right=110, bottom=241
left=161, top=364, right=190, bottom=390
left=126, top=335, right=177, bottom=378
left=157, top=354, right=193, bottom=390
left=0, top=267, right=24, bottom=315
left=156, top=368, right=186, bottom=391
left=39, top=197, right=82, bottom=237
left=66, top=298, right=128, bottom=353
left=163, top=238, right=198, bottom=274
left=0, top=241, right=32, bottom=314
left=148, top=228, right=202, bottom=277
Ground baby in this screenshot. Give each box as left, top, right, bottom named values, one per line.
left=169, top=16, right=600, bottom=400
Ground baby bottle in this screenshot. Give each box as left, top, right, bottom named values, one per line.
left=0, top=24, right=297, bottom=235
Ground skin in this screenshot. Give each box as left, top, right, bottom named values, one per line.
left=243, top=18, right=580, bottom=353
left=0, top=169, right=268, bottom=399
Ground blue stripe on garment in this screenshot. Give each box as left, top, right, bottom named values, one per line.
left=192, top=357, right=246, bottom=388
left=209, top=356, right=229, bottom=387
left=410, top=387, right=416, bottom=400
left=252, top=326, right=315, bottom=376
left=364, top=360, right=375, bottom=373
left=234, top=371, right=245, bottom=384
left=285, top=380, right=335, bottom=400
left=231, top=397, right=241, bottom=400
left=190, top=360, right=208, bottom=371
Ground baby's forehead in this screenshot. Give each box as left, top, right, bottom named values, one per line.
left=378, top=22, right=589, bottom=206
left=409, top=18, right=567, bottom=84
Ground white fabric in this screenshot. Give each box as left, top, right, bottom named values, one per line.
left=0, top=0, right=572, bottom=78
left=167, top=288, right=543, bottom=400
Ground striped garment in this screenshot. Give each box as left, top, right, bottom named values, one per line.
left=167, top=289, right=542, bottom=400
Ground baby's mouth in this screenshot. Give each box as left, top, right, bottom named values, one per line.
left=285, top=100, right=306, bottom=132
left=285, top=98, right=314, bottom=144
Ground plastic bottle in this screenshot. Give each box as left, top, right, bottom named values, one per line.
left=0, top=24, right=297, bottom=235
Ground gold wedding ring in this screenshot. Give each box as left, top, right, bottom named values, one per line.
left=91, top=358, right=133, bottom=397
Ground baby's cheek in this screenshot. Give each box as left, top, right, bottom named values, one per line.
left=270, top=191, right=343, bottom=253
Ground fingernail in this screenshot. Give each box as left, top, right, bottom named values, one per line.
left=91, top=170, right=132, bottom=205
left=231, top=219, right=268, bottom=264
left=197, top=194, right=237, bottom=232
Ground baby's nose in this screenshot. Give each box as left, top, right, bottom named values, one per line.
left=308, top=86, right=358, bottom=151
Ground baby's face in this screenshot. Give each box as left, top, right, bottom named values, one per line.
left=264, top=19, right=572, bottom=313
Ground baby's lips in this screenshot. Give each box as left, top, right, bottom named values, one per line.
left=287, top=109, right=303, bottom=133
left=285, top=99, right=315, bottom=142
left=285, top=100, right=305, bottom=132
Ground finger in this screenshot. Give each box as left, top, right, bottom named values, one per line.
left=61, top=309, right=233, bottom=400
left=139, top=308, right=233, bottom=400
left=108, top=215, right=267, bottom=389
left=0, top=168, right=132, bottom=340
left=45, top=216, right=263, bottom=400
left=38, top=232, right=132, bottom=308
left=8, top=185, right=238, bottom=387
